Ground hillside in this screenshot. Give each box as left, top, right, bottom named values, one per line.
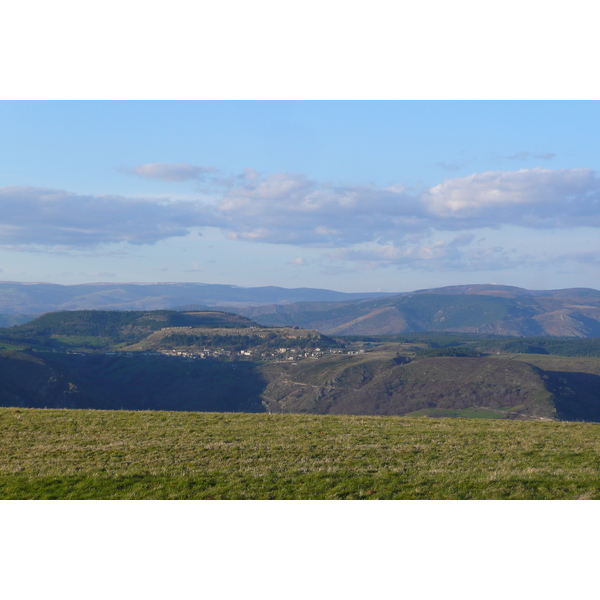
left=234, top=285, right=600, bottom=337
left=0, top=309, right=258, bottom=351
left=260, top=354, right=558, bottom=419
left=3, top=408, right=600, bottom=499
left=0, top=350, right=267, bottom=412
left=494, top=353, right=600, bottom=422
left=4, top=345, right=599, bottom=421
left=410, top=284, right=600, bottom=299
left=122, top=325, right=339, bottom=354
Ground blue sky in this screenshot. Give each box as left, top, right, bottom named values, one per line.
left=2, top=100, right=600, bottom=292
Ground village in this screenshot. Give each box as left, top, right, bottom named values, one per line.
left=97, top=345, right=367, bottom=362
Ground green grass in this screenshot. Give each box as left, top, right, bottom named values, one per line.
left=0, top=342, right=28, bottom=351
left=2, top=407, right=600, bottom=499
left=51, top=335, right=108, bottom=349
left=403, top=408, right=507, bottom=419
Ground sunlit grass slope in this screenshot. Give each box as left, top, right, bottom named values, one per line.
left=2, top=407, right=600, bottom=499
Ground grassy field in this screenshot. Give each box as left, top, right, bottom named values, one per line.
left=403, top=408, right=508, bottom=419
left=2, top=407, right=600, bottom=499
left=507, top=353, right=600, bottom=374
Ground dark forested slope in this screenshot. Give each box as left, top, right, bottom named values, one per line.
left=3, top=347, right=600, bottom=421
left=0, top=310, right=258, bottom=350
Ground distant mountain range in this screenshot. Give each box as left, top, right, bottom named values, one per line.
left=0, top=282, right=393, bottom=317
left=232, top=284, right=600, bottom=338
left=4, top=282, right=600, bottom=337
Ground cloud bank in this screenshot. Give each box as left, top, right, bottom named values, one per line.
left=423, top=167, right=600, bottom=227
left=0, top=186, right=221, bottom=247
left=218, top=167, right=600, bottom=245
left=122, top=162, right=216, bottom=182
left=2, top=167, right=600, bottom=272
left=218, top=172, right=423, bottom=246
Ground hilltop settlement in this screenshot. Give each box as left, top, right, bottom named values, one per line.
left=1, top=299, right=600, bottom=422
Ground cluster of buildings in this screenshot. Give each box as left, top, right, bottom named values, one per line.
left=160, top=349, right=231, bottom=359
left=93, top=345, right=360, bottom=362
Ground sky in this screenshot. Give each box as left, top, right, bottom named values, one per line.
left=1, top=100, right=600, bottom=292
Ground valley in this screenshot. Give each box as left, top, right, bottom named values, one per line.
left=3, top=308, right=600, bottom=421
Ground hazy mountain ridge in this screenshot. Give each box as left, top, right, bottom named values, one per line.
left=233, top=286, right=600, bottom=337
left=0, top=282, right=394, bottom=314
left=5, top=282, right=600, bottom=338
left=0, top=314, right=35, bottom=328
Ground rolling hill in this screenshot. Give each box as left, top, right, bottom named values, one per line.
left=233, top=285, right=600, bottom=337
left=122, top=325, right=339, bottom=354
left=259, top=353, right=558, bottom=419
left=0, top=309, right=259, bottom=351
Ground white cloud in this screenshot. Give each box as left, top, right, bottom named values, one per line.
left=122, top=162, right=216, bottom=182
left=5, top=166, right=600, bottom=274
left=217, top=172, right=423, bottom=246
left=241, top=168, right=260, bottom=181
left=0, top=186, right=222, bottom=247
left=325, top=235, right=529, bottom=272
left=214, top=167, right=600, bottom=248
left=423, top=167, right=600, bottom=227
left=288, top=257, right=308, bottom=267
